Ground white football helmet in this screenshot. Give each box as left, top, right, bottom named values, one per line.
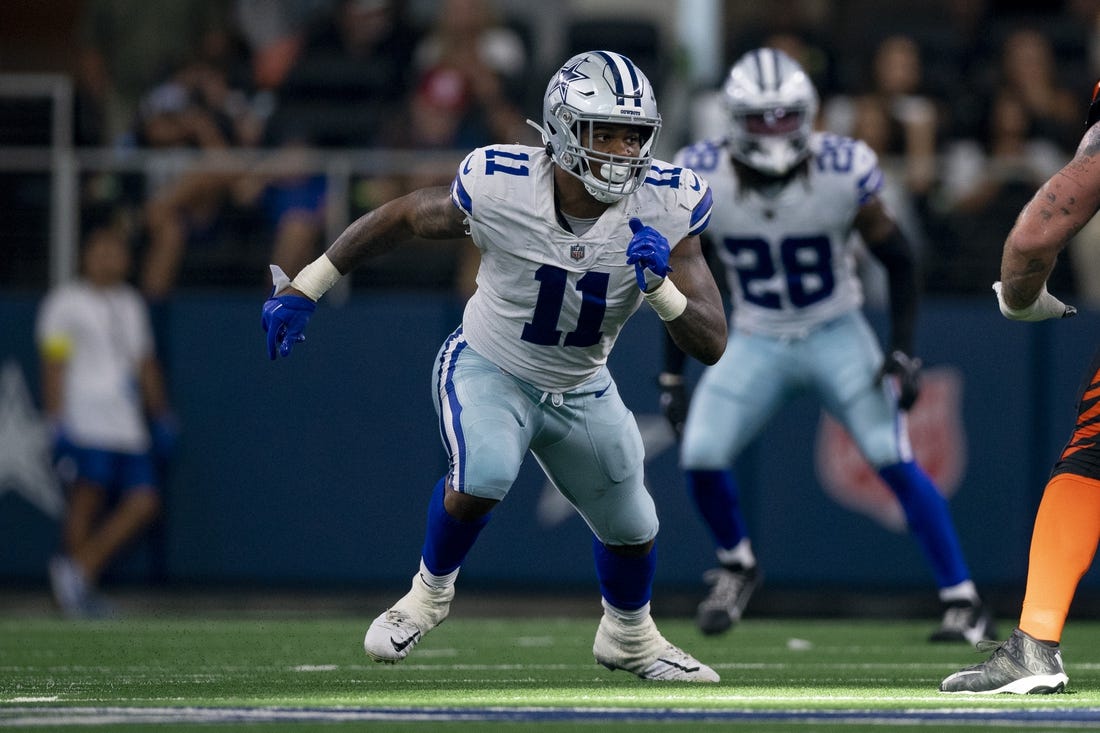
left=723, top=47, right=818, bottom=176
left=528, top=50, right=661, bottom=203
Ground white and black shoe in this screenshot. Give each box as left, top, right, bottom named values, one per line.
left=929, top=599, right=996, bottom=645
left=48, top=555, right=94, bottom=619
left=593, top=606, right=719, bottom=682
left=363, top=573, right=453, bottom=663
left=696, top=565, right=760, bottom=636
left=940, top=628, right=1067, bottom=694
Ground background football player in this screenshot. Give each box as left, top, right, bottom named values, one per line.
left=659, top=47, right=994, bottom=644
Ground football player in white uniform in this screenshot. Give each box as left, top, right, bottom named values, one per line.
left=262, top=51, right=727, bottom=681
left=659, top=47, right=994, bottom=643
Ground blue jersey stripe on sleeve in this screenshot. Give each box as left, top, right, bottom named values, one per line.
left=857, top=167, right=884, bottom=206
left=689, top=187, right=714, bottom=236
left=451, top=174, right=473, bottom=215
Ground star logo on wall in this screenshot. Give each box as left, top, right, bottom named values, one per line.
left=0, top=360, right=64, bottom=518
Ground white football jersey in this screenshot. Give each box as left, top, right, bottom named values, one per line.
left=36, top=281, right=153, bottom=452
left=675, top=132, right=883, bottom=337
left=451, top=144, right=712, bottom=392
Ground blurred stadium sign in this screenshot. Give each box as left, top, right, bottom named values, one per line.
left=814, top=366, right=966, bottom=532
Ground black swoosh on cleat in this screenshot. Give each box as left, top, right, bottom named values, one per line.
left=390, top=632, right=420, bottom=653
left=657, top=657, right=699, bottom=672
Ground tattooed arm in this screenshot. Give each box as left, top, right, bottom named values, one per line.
left=1000, top=123, right=1100, bottom=310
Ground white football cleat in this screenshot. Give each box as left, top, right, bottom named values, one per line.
left=363, top=573, right=454, bottom=663
left=593, top=606, right=719, bottom=682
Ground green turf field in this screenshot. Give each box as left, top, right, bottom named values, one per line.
left=3, top=615, right=1100, bottom=731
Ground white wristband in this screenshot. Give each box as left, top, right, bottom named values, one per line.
left=643, top=278, right=688, bottom=321
left=992, top=281, right=1075, bottom=321
left=291, top=254, right=342, bottom=301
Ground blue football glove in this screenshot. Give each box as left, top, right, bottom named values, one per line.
left=879, top=350, right=922, bottom=411
left=625, top=217, right=672, bottom=292
left=262, top=264, right=316, bottom=360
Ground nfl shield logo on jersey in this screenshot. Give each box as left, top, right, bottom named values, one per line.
left=570, top=244, right=585, bottom=261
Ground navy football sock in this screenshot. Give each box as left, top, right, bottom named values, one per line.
left=593, top=536, right=656, bottom=611
left=686, top=469, right=749, bottom=550
left=420, top=477, right=489, bottom=576
left=879, top=461, right=971, bottom=588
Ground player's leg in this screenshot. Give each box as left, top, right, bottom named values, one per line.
left=77, top=487, right=160, bottom=584
left=812, top=313, right=991, bottom=643
left=941, top=349, right=1100, bottom=693
left=534, top=378, right=718, bottom=682
left=1021, top=478, right=1100, bottom=644
left=72, top=452, right=160, bottom=586
left=61, top=479, right=106, bottom=563
left=940, top=474, right=1095, bottom=694
left=50, top=446, right=111, bottom=617
left=364, top=332, right=529, bottom=663
left=679, top=330, right=792, bottom=633
left=1020, top=348, right=1100, bottom=646
left=50, top=479, right=104, bottom=618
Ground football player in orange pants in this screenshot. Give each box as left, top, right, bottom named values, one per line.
left=940, top=83, right=1100, bottom=695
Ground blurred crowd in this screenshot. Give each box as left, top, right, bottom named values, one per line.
left=8, top=0, right=1100, bottom=303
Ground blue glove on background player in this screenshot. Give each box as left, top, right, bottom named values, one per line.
left=626, top=217, right=672, bottom=292
left=262, top=264, right=316, bottom=360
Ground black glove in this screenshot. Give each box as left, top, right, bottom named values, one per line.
left=879, top=350, right=922, bottom=411
left=658, top=372, right=688, bottom=440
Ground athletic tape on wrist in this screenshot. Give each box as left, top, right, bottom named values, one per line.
left=644, top=278, right=688, bottom=321
left=290, top=254, right=342, bottom=301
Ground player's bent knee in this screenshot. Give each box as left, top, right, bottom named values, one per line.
left=680, top=443, right=728, bottom=472
left=444, top=483, right=498, bottom=521
left=861, top=440, right=902, bottom=469
left=604, top=539, right=654, bottom=557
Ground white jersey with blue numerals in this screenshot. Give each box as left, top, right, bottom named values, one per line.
left=674, top=132, right=883, bottom=338
left=450, top=144, right=712, bottom=393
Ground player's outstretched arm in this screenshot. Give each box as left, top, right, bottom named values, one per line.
left=662, top=235, right=727, bottom=366
left=262, top=186, right=466, bottom=359
left=325, top=186, right=467, bottom=275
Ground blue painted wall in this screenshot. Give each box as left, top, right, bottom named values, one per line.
left=2, top=292, right=1096, bottom=596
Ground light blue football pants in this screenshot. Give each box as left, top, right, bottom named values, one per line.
left=432, top=328, right=658, bottom=547
left=681, top=310, right=910, bottom=470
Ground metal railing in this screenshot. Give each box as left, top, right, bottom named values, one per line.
left=0, top=72, right=470, bottom=289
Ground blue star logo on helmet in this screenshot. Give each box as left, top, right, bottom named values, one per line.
left=555, top=57, right=591, bottom=104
